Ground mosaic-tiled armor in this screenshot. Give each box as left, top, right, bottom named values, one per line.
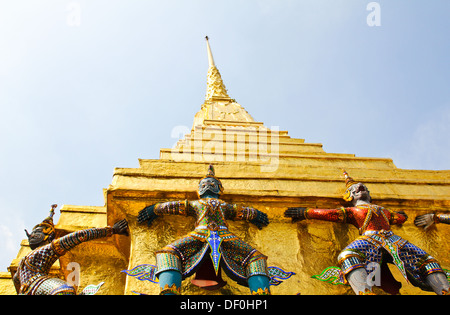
left=285, top=170, right=450, bottom=295
left=14, top=205, right=129, bottom=295
left=127, top=165, right=294, bottom=295
left=153, top=198, right=269, bottom=286
left=435, top=214, right=450, bottom=224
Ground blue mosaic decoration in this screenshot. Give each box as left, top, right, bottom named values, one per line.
left=267, top=267, right=295, bottom=286
left=207, top=230, right=223, bottom=275
left=123, top=264, right=295, bottom=287
left=122, top=264, right=159, bottom=283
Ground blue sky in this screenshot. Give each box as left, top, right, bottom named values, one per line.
left=0, top=1, right=449, bottom=271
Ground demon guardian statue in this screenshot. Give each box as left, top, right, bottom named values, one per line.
left=285, top=170, right=449, bottom=295
left=14, top=204, right=129, bottom=295
left=124, top=165, right=293, bottom=295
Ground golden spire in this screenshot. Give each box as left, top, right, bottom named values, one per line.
left=205, top=36, right=215, bottom=67
left=190, top=36, right=256, bottom=127
left=205, top=36, right=231, bottom=101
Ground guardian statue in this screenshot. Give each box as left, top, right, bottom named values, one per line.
left=284, top=170, right=449, bottom=295
left=124, top=165, right=293, bottom=295
left=14, top=204, right=129, bottom=295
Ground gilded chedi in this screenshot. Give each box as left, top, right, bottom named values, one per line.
left=2, top=37, right=450, bottom=295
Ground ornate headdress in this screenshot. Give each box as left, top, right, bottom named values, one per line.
left=198, top=164, right=224, bottom=196
left=342, top=170, right=357, bottom=202
left=26, top=204, right=57, bottom=243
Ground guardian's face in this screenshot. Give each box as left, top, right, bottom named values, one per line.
left=27, top=227, right=48, bottom=250
left=198, top=177, right=222, bottom=197
left=348, top=182, right=371, bottom=203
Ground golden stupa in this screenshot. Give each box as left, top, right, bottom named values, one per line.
left=1, top=38, right=449, bottom=295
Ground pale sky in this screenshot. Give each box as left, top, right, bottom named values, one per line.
left=0, top=1, right=449, bottom=270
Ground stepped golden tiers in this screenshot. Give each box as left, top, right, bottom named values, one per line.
left=2, top=38, right=449, bottom=295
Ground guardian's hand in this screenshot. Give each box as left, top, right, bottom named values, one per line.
left=112, top=219, right=129, bottom=236
left=250, top=210, right=269, bottom=229
left=414, top=214, right=435, bottom=230
left=395, top=210, right=408, bottom=221
left=284, top=207, right=307, bottom=223
left=137, top=205, right=158, bottom=226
